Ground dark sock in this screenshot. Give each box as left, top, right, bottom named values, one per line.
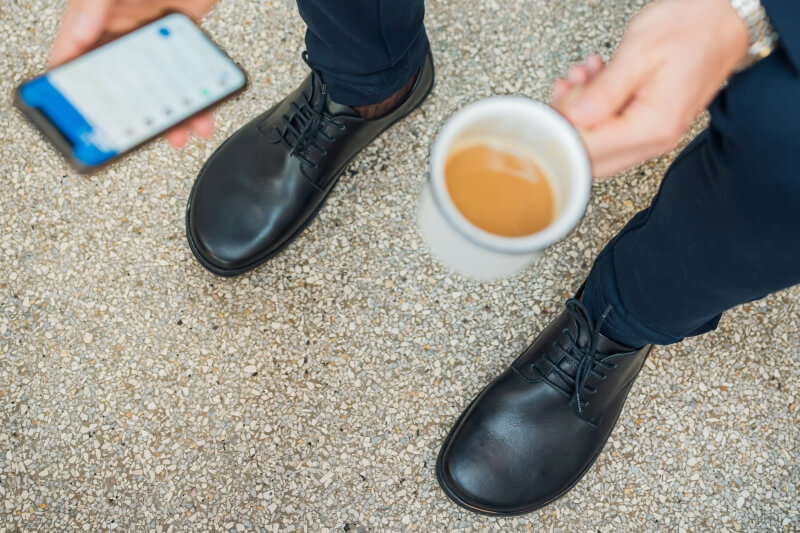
left=353, top=70, right=419, bottom=119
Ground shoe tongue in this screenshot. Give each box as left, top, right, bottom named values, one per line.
left=327, top=98, right=360, bottom=117
left=572, top=304, right=634, bottom=355
left=596, top=333, right=634, bottom=354
left=310, top=73, right=360, bottom=117
left=539, top=303, right=637, bottom=394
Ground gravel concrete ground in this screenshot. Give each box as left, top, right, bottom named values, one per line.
left=2, top=0, right=798, bottom=531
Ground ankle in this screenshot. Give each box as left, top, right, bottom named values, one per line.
left=353, top=70, right=419, bottom=119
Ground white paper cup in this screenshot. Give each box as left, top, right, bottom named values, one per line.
left=418, top=96, right=591, bottom=280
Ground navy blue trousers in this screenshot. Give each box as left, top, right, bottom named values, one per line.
left=297, top=0, right=429, bottom=106
left=583, top=47, right=800, bottom=347
left=297, top=1, right=800, bottom=347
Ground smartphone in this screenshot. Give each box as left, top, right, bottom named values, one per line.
left=14, top=12, right=248, bottom=174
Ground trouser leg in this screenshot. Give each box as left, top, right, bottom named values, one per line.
left=296, top=0, right=429, bottom=106
left=582, top=48, right=800, bottom=347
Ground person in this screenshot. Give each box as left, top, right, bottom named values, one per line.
left=51, top=0, right=800, bottom=516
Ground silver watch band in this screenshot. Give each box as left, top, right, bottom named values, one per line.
left=729, top=0, right=778, bottom=71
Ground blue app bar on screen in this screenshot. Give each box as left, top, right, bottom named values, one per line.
left=20, top=77, right=117, bottom=165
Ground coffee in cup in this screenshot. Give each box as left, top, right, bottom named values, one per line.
left=445, top=140, right=555, bottom=237
left=418, top=96, right=591, bottom=280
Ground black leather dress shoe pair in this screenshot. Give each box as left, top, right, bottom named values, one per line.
left=185, top=49, right=650, bottom=517
left=437, top=298, right=652, bottom=516
left=186, top=51, right=435, bottom=276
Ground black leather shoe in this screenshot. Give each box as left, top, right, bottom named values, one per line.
left=437, top=297, right=652, bottom=516
left=186, top=51, right=434, bottom=276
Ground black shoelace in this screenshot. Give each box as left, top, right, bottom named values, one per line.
left=532, top=299, right=633, bottom=414
left=268, top=51, right=346, bottom=169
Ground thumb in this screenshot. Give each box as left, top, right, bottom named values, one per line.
left=50, top=0, right=113, bottom=66
left=562, top=44, right=650, bottom=128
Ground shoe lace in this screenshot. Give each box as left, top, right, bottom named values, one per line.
left=267, top=51, right=346, bottom=169
left=531, top=299, right=632, bottom=414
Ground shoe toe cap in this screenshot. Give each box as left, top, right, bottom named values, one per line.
left=438, top=427, right=549, bottom=515
left=187, top=165, right=272, bottom=273
left=187, top=208, right=264, bottom=274
left=186, top=125, right=302, bottom=274
left=437, top=379, right=594, bottom=514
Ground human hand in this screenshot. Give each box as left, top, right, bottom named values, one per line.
left=50, top=0, right=220, bottom=148
left=552, top=0, right=750, bottom=178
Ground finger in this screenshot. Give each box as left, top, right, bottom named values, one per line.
left=189, top=113, right=215, bottom=139
left=585, top=55, right=605, bottom=76
left=105, top=14, right=153, bottom=35
left=563, top=42, right=652, bottom=128
left=553, top=84, right=587, bottom=116
left=567, top=65, right=589, bottom=85
left=110, top=0, right=217, bottom=23
left=581, top=100, right=650, bottom=160
left=50, top=0, right=113, bottom=66
left=165, top=127, right=190, bottom=148
left=551, top=79, right=571, bottom=105
left=581, top=101, right=664, bottom=176
left=555, top=57, right=605, bottom=112
left=168, top=0, right=218, bottom=20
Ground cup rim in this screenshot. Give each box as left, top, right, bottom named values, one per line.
left=430, top=96, right=591, bottom=254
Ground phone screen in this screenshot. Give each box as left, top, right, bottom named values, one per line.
left=18, top=13, right=246, bottom=167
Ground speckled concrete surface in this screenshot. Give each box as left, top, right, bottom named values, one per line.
left=2, top=0, right=799, bottom=531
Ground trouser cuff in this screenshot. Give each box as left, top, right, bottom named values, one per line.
left=308, top=30, right=430, bottom=107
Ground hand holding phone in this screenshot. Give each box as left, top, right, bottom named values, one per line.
left=50, top=0, right=221, bottom=148
left=16, top=11, right=247, bottom=173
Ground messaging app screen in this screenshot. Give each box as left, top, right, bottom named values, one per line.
left=20, top=13, right=245, bottom=165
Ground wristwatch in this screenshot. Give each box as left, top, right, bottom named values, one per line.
left=729, top=0, right=778, bottom=71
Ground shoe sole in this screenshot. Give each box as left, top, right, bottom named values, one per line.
left=185, top=61, right=436, bottom=277
left=435, top=346, right=653, bottom=516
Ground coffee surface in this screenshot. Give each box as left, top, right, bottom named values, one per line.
left=445, top=142, right=554, bottom=237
